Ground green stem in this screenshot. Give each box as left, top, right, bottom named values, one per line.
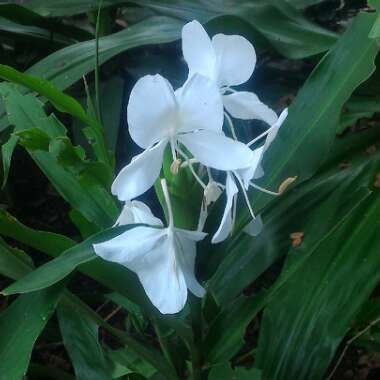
left=95, top=0, right=103, bottom=124
left=190, top=296, right=203, bottom=380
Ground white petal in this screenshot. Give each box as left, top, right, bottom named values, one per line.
left=264, top=108, right=288, bottom=151
left=93, top=226, right=166, bottom=267
left=178, top=130, right=253, bottom=171
left=136, top=235, right=188, bottom=314
left=253, top=163, right=264, bottom=179
left=243, top=215, right=263, bottom=237
left=176, top=74, right=223, bottom=134
left=130, top=201, right=163, bottom=227
left=111, top=140, right=167, bottom=201
left=182, top=20, right=216, bottom=81
left=223, top=92, right=278, bottom=125
left=212, top=34, right=256, bottom=87
left=212, top=172, right=238, bottom=244
left=128, top=75, right=176, bottom=149
left=114, top=202, right=134, bottom=226
left=175, top=229, right=206, bottom=298
left=236, top=146, right=264, bottom=189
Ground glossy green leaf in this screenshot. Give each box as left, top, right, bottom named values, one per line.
left=131, top=0, right=337, bottom=59
left=1, top=225, right=134, bottom=296
left=57, top=297, right=111, bottom=380
left=0, top=284, right=64, bottom=380
left=255, top=192, right=380, bottom=379
left=1, top=133, right=18, bottom=188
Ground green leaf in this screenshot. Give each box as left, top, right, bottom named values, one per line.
left=1, top=133, right=18, bottom=188
left=338, top=95, right=380, bottom=134
left=0, top=284, right=64, bottom=380
left=0, top=210, right=75, bottom=257
left=203, top=293, right=266, bottom=365
left=0, top=237, right=32, bottom=280
left=0, top=85, right=118, bottom=228
left=1, top=225, right=134, bottom=296
left=208, top=142, right=378, bottom=303
left=255, top=193, right=380, bottom=379
left=0, top=64, right=110, bottom=164
left=208, top=363, right=261, bottom=380
left=57, top=297, right=111, bottom=380
left=130, top=0, right=337, bottom=59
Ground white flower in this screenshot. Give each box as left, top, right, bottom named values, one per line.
left=182, top=20, right=278, bottom=125
left=112, top=73, right=254, bottom=202
left=94, top=180, right=206, bottom=315
left=114, top=201, right=163, bottom=227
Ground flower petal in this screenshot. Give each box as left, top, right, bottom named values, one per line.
left=212, top=34, right=256, bottom=87
left=178, top=130, right=253, bottom=171
left=111, top=140, right=167, bottom=201
left=93, top=226, right=166, bottom=266
left=176, top=74, right=223, bottom=134
left=264, top=108, right=288, bottom=151
left=135, top=235, right=188, bottom=314
left=175, top=229, right=207, bottom=298
left=128, top=74, right=176, bottom=149
left=223, top=92, right=278, bottom=125
left=236, top=146, right=264, bottom=189
left=212, top=172, right=238, bottom=244
left=115, top=201, right=163, bottom=227
left=182, top=20, right=216, bottom=81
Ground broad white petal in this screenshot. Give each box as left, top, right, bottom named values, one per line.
left=93, top=226, right=166, bottom=267
left=176, top=74, right=223, bottom=134
left=244, top=215, right=263, bottom=237
left=223, top=92, right=278, bottom=125
left=114, top=202, right=134, bottom=226
left=182, top=20, right=216, bottom=81
left=212, top=172, right=238, bottom=244
left=236, top=146, right=264, bottom=189
left=131, top=201, right=163, bottom=227
left=111, top=140, right=167, bottom=201
left=212, top=34, right=256, bottom=87
left=178, top=130, right=252, bottom=171
left=264, top=108, right=288, bottom=151
left=175, top=229, right=206, bottom=298
left=128, top=75, right=176, bottom=149
left=135, top=235, right=188, bottom=314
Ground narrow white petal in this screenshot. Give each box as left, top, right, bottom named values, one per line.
left=178, top=130, right=252, bottom=171
left=212, top=34, right=256, bottom=87
left=182, top=20, right=216, bottom=81
left=136, top=235, right=188, bottom=314
left=244, top=215, right=263, bottom=237
left=212, top=173, right=238, bottom=244
left=175, top=230, right=206, bottom=298
left=111, top=140, right=167, bottom=201
left=128, top=75, right=176, bottom=149
left=223, top=92, right=278, bottom=125
left=176, top=74, right=223, bottom=134
left=236, top=146, right=264, bottom=189
left=114, top=201, right=134, bottom=226
left=264, top=108, right=288, bottom=151
left=93, top=226, right=166, bottom=267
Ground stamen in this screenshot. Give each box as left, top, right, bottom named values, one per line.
left=247, top=127, right=273, bottom=147
left=233, top=172, right=256, bottom=220
left=181, top=158, right=199, bottom=168
left=160, top=178, right=174, bottom=228
left=170, top=139, right=177, bottom=161
left=176, top=146, right=207, bottom=189
left=170, top=159, right=182, bottom=175
left=249, top=181, right=280, bottom=196
left=224, top=112, right=238, bottom=140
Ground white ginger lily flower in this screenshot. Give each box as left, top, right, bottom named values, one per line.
left=94, top=180, right=206, bottom=315
left=181, top=20, right=278, bottom=125
left=114, top=200, right=163, bottom=227
left=112, top=73, right=254, bottom=202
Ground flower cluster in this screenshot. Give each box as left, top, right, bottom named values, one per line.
left=93, top=20, right=288, bottom=314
